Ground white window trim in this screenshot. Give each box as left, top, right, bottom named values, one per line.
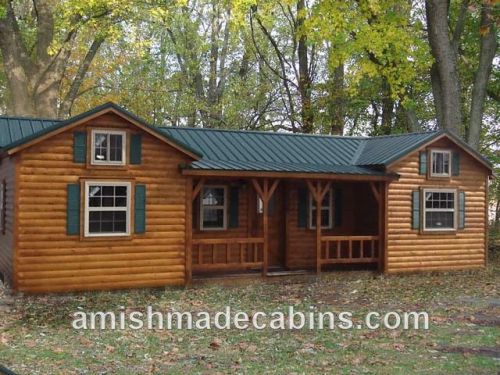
left=84, top=181, right=131, bottom=237
left=200, top=185, right=228, bottom=231
left=90, top=129, right=127, bottom=166
left=430, top=149, right=451, bottom=177
left=309, top=189, right=333, bottom=230
left=423, top=188, right=457, bottom=232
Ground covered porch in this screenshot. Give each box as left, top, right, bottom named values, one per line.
left=184, top=170, right=392, bottom=282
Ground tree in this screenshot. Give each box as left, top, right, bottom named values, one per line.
left=0, top=0, right=133, bottom=118
left=425, top=0, right=498, bottom=148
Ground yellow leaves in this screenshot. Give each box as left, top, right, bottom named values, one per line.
left=479, top=25, right=490, bottom=36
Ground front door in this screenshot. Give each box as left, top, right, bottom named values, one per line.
left=253, top=185, right=286, bottom=268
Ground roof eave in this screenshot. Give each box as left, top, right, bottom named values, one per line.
left=2, top=103, right=203, bottom=160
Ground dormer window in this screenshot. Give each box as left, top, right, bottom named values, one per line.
left=430, top=150, right=451, bottom=177
left=91, top=130, right=126, bottom=165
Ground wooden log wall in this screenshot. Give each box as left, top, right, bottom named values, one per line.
left=0, top=156, right=16, bottom=287
left=14, top=113, right=192, bottom=293
left=385, top=138, right=488, bottom=273
left=286, top=182, right=379, bottom=269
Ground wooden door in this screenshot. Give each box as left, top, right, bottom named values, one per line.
left=253, top=185, right=286, bottom=268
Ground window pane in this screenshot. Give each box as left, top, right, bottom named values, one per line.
left=432, top=152, right=450, bottom=175
left=203, top=207, right=224, bottom=228
left=109, top=134, right=123, bottom=162
left=94, top=134, right=108, bottom=161
left=87, top=184, right=129, bottom=234
left=203, top=188, right=224, bottom=206
left=426, top=211, right=454, bottom=229
left=425, top=191, right=454, bottom=209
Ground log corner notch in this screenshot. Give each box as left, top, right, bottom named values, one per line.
left=185, top=177, right=205, bottom=285
left=251, top=178, right=279, bottom=276
left=307, top=180, right=332, bottom=274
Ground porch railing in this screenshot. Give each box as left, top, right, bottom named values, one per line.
left=320, top=236, right=379, bottom=264
left=192, top=237, right=264, bottom=272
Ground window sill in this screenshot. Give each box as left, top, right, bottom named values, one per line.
left=80, top=234, right=133, bottom=241
left=419, top=229, right=457, bottom=235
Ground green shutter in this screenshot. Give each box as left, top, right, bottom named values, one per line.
left=73, top=132, right=86, bottom=163
left=419, top=151, right=427, bottom=175
left=135, top=185, right=146, bottom=234
left=229, top=187, right=239, bottom=228
left=130, top=134, right=142, bottom=164
left=334, top=188, right=342, bottom=227
left=297, top=188, right=308, bottom=228
left=452, top=152, right=460, bottom=176
left=458, top=191, right=465, bottom=229
left=67, top=184, right=80, bottom=235
left=412, top=190, right=420, bottom=230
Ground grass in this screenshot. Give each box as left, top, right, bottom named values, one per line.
left=0, top=255, right=499, bottom=374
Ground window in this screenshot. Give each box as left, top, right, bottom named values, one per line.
left=309, top=190, right=333, bottom=229
left=91, top=130, right=126, bottom=165
left=200, top=186, right=227, bottom=230
left=0, top=180, right=5, bottom=234
left=423, top=189, right=456, bottom=231
left=257, top=197, right=264, bottom=214
left=84, top=181, right=131, bottom=237
left=430, top=150, right=451, bottom=177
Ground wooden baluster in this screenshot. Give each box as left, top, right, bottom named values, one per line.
left=254, top=243, right=257, bottom=262
left=360, top=240, right=364, bottom=259
left=336, top=240, right=341, bottom=259
left=349, top=240, right=352, bottom=259
left=326, top=240, right=329, bottom=260
left=371, top=239, right=375, bottom=259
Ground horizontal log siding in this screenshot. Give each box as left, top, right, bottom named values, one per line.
left=286, top=182, right=378, bottom=269
left=0, top=156, right=16, bottom=287
left=15, top=113, right=191, bottom=293
left=386, top=138, right=488, bottom=273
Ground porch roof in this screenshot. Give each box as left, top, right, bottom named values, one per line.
left=160, top=127, right=440, bottom=176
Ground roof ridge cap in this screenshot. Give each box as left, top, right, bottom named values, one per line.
left=0, top=115, right=61, bottom=122
left=351, top=139, right=368, bottom=164
left=161, top=126, right=369, bottom=139
left=368, top=130, right=439, bottom=139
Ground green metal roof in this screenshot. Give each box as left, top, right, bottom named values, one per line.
left=0, top=102, right=492, bottom=176
left=0, top=116, right=60, bottom=148
left=159, top=127, right=444, bottom=174
left=0, top=103, right=201, bottom=158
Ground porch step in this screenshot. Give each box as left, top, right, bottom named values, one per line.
left=266, top=269, right=309, bottom=277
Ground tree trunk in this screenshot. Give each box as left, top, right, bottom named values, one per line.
left=297, top=0, right=314, bottom=133
left=425, top=0, right=462, bottom=135
left=380, top=80, right=394, bottom=135
left=329, top=64, right=344, bottom=135
left=468, top=3, right=498, bottom=150
left=0, top=0, right=105, bottom=119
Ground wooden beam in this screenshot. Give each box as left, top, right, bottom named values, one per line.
left=185, top=177, right=193, bottom=285
left=182, top=169, right=399, bottom=181
left=192, top=178, right=205, bottom=202
left=268, top=179, right=280, bottom=200
left=370, top=182, right=380, bottom=204
left=251, top=179, right=265, bottom=200
left=319, top=181, right=332, bottom=201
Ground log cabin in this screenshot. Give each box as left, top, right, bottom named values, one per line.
left=0, top=103, right=493, bottom=293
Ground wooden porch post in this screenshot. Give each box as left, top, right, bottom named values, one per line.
left=185, top=177, right=193, bottom=284
left=185, top=178, right=204, bottom=284
left=307, top=180, right=331, bottom=275
left=252, top=178, right=279, bottom=276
